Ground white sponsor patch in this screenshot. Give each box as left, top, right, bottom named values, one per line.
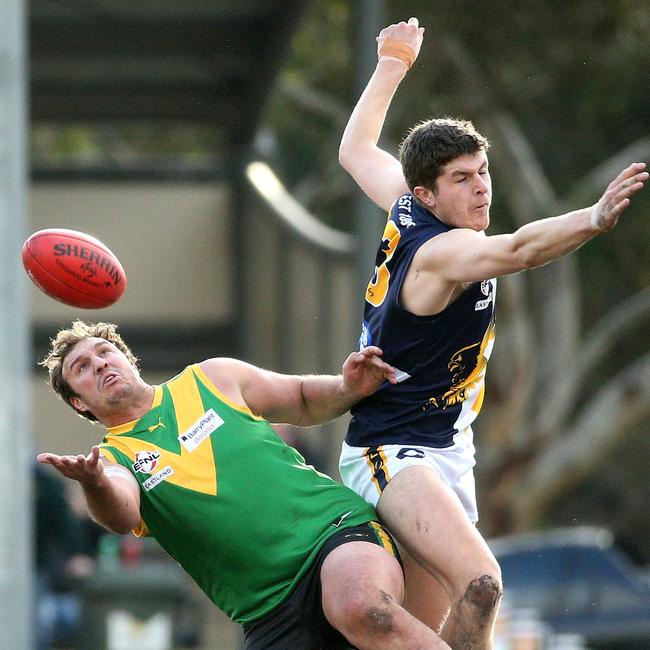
left=143, top=465, right=174, bottom=492
left=475, top=295, right=493, bottom=311
left=178, top=408, right=224, bottom=452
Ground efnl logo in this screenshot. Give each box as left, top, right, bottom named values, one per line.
left=132, top=449, right=161, bottom=474
left=178, top=408, right=224, bottom=452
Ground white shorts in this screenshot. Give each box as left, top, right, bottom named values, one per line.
left=339, top=427, right=479, bottom=523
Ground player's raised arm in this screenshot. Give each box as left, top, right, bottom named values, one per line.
left=339, top=18, right=424, bottom=212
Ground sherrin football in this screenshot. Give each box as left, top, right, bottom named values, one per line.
left=22, top=228, right=127, bottom=309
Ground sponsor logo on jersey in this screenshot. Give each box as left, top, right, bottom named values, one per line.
left=396, top=447, right=425, bottom=459
left=475, top=280, right=494, bottom=311
left=396, top=195, right=416, bottom=228
left=132, top=449, right=161, bottom=474
left=143, top=465, right=174, bottom=492
left=148, top=417, right=166, bottom=433
left=178, top=408, right=224, bottom=452
left=332, top=510, right=353, bottom=528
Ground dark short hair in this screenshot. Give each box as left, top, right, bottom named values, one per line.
left=40, top=320, right=138, bottom=422
left=399, top=117, right=490, bottom=193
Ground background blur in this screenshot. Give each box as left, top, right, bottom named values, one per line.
left=1, top=0, right=649, bottom=648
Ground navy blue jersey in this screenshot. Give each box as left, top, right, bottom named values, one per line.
left=346, top=193, right=496, bottom=449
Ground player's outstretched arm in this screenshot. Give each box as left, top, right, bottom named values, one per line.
left=419, top=162, right=648, bottom=285
left=37, top=445, right=141, bottom=534
left=339, top=18, right=424, bottom=212
left=200, top=349, right=396, bottom=428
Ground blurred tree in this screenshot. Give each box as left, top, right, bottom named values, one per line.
left=262, top=0, right=650, bottom=557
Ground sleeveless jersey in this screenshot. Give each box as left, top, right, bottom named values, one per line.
left=346, top=193, right=497, bottom=449
left=98, top=364, right=377, bottom=625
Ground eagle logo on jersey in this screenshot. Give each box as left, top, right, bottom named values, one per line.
left=424, top=317, right=496, bottom=411
left=425, top=342, right=482, bottom=409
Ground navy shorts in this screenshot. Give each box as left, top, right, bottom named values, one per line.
left=243, top=521, right=400, bottom=650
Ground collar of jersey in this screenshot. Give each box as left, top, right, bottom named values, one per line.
left=105, top=384, right=164, bottom=435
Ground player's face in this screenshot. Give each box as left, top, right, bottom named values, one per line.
left=63, top=337, right=141, bottom=417
left=416, top=151, right=492, bottom=231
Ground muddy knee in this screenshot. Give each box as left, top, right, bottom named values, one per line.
left=346, top=589, right=396, bottom=637
left=461, top=574, right=502, bottom=618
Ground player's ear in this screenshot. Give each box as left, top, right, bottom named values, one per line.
left=414, top=185, right=436, bottom=209
left=70, top=396, right=89, bottom=413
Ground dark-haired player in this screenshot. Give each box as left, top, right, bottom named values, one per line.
left=338, top=17, right=647, bottom=649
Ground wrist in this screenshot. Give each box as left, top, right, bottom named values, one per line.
left=378, top=55, right=410, bottom=71
left=588, top=206, right=605, bottom=233
left=81, top=471, right=107, bottom=493
left=377, top=37, right=416, bottom=69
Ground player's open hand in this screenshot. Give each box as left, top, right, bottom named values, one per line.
left=377, top=17, right=425, bottom=68
left=342, top=346, right=397, bottom=397
left=37, top=445, right=105, bottom=487
left=590, top=162, right=647, bottom=232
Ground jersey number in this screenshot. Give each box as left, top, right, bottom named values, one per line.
left=366, top=220, right=401, bottom=307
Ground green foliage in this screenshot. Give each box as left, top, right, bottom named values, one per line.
left=265, top=0, right=649, bottom=279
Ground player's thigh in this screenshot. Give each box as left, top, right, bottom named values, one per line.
left=320, top=540, right=405, bottom=627
left=377, top=465, right=500, bottom=594
left=398, top=542, right=450, bottom=633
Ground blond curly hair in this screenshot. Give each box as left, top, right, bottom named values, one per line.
left=40, top=320, right=138, bottom=422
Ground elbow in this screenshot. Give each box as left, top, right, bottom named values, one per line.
left=511, top=238, right=543, bottom=270
left=339, top=136, right=364, bottom=174
left=109, top=513, right=141, bottom=535
left=338, top=141, right=353, bottom=173
left=95, top=514, right=138, bottom=536
left=110, top=523, right=134, bottom=536
left=516, top=248, right=538, bottom=269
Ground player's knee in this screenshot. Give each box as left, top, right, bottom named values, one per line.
left=461, top=573, right=503, bottom=618
left=343, top=588, right=397, bottom=638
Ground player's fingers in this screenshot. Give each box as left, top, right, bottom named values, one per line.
left=370, top=356, right=396, bottom=374
left=612, top=179, right=645, bottom=204
left=612, top=197, right=630, bottom=217
left=87, top=446, right=100, bottom=465
left=408, top=17, right=419, bottom=27
left=615, top=162, right=646, bottom=185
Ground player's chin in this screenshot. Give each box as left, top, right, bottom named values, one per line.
left=469, top=217, right=490, bottom=232
left=471, top=208, right=490, bottom=231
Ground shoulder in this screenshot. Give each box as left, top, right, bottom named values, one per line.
left=198, top=357, right=258, bottom=404
left=415, top=227, right=487, bottom=269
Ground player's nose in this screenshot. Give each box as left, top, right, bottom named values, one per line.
left=93, top=356, right=108, bottom=372
left=476, top=174, right=489, bottom=191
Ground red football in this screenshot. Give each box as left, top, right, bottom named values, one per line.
left=22, top=228, right=127, bottom=309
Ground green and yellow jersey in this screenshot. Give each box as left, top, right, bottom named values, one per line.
left=99, top=364, right=377, bottom=624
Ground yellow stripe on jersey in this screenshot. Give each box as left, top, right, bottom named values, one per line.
left=192, top=364, right=265, bottom=420
left=101, top=370, right=219, bottom=496
left=107, top=386, right=165, bottom=435
left=369, top=521, right=397, bottom=558
left=164, top=367, right=218, bottom=496
left=364, top=446, right=391, bottom=495
left=99, top=447, right=118, bottom=464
